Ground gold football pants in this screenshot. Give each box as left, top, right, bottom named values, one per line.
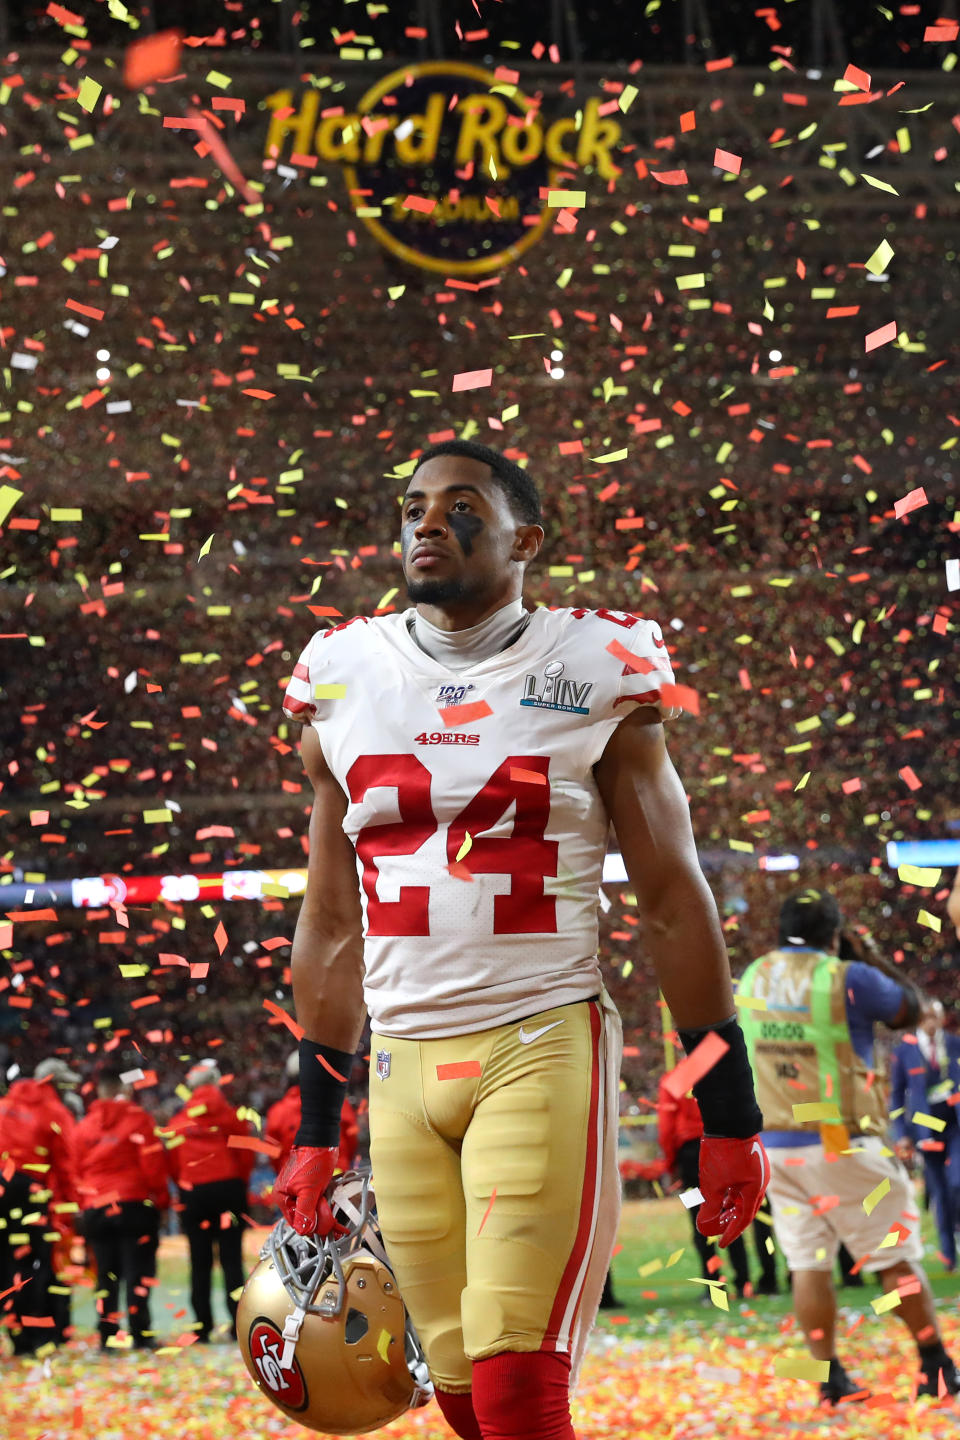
left=368, top=997, right=616, bottom=1393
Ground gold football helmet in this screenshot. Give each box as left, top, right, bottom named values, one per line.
left=237, top=1170, right=433, bottom=1435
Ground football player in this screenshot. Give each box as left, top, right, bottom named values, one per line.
left=274, top=440, right=769, bottom=1440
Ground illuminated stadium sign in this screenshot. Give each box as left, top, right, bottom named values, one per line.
left=264, top=62, right=622, bottom=276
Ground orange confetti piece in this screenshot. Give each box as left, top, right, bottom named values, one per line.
left=659, top=682, right=701, bottom=716
left=661, top=1030, right=729, bottom=1098
left=262, top=998, right=304, bottom=1041
left=893, top=486, right=927, bottom=518
left=843, top=64, right=872, bottom=90
left=213, top=921, right=228, bottom=954
left=437, top=1061, right=483, bottom=1081
left=438, top=699, right=493, bottom=727
left=899, top=766, right=921, bottom=791
left=650, top=169, right=688, bottom=185
left=123, top=30, right=184, bottom=89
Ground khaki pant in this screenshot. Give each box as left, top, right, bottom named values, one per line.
left=368, top=996, right=621, bottom=1393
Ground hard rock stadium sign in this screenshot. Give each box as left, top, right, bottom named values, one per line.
left=264, top=62, right=622, bottom=276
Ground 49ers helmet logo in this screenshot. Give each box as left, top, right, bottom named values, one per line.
left=247, top=1318, right=308, bottom=1411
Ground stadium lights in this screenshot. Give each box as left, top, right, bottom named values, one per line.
left=886, top=840, right=960, bottom=868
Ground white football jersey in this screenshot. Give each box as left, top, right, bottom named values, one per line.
left=282, top=606, right=677, bottom=1038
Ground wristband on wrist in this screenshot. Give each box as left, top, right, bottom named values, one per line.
left=294, top=1038, right=353, bottom=1148
left=676, top=1016, right=763, bottom=1139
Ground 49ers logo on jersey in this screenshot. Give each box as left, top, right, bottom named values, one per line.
left=415, top=731, right=480, bottom=746
left=248, top=1318, right=308, bottom=1411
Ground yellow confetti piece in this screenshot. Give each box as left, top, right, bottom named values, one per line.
left=708, top=1285, right=729, bottom=1311
left=862, top=1178, right=890, bottom=1215
left=206, top=70, right=232, bottom=88
left=0, top=484, right=23, bottom=525
left=547, top=190, right=586, bottom=207
left=664, top=1247, right=685, bottom=1269
left=872, top=1289, right=902, bottom=1314
left=77, top=76, right=102, bottom=113
left=376, top=1328, right=392, bottom=1362
left=638, top=1258, right=662, bottom=1277
left=197, top=534, right=214, bottom=561
left=794, top=716, right=821, bottom=733
left=590, top=448, right=629, bottom=464
left=775, top=1354, right=831, bottom=1383
left=918, top=910, right=942, bottom=933
left=734, top=993, right=768, bottom=1011
left=456, top=832, right=473, bottom=863
left=619, top=84, right=639, bottom=112
left=898, top=863, right=941, bottom=886
left=792, top=1102, right=841, bottom=1123
left=728, top=840, right=754, bottom=853
left=675, top=273, right=706, bottom=290
left=794, top=772, right=811, bottom=791
left=118, top=964, right=150, bottom=978
left=143, top=808, right=173, bottom=824
left=865, top=239, right=894, bottom=275
left=861, top=173, right=899, bottom=195
left=50, top=508, right=83, bottom=522
left=314, top=684, right=347, bottom=699
left=912, top=1112, right=947, bottom=1132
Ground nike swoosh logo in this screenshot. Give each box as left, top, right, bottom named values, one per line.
left=518, top=1019, right=566, bottom=1045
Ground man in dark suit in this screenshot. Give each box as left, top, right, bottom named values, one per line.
left=891, top=1000, right=960, bottom=1270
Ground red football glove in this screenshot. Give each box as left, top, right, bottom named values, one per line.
left=696, top=1134, right=771, bottom=1248
left=274, top=1145, right=340, bottom=1237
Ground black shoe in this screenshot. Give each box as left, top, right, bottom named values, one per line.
left=918, top=1350, right=960, bottom=1398
left=820, top=1359, right=870, bottom=1407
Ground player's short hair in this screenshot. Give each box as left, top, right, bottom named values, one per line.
left=778, top=889, right=842, bottom=950
left=414, top=440, right=542, bottom=527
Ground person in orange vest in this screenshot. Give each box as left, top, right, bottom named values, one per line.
left=73, top=1062, right=169, bottom=1350
left=265, top=1050, right=358, bottom=1179
left=657, top=1069, right=753, bottom=1300
left=0, top=1058, right=78, bottom=1355
left=165, top=1060, right=253, bottom=1343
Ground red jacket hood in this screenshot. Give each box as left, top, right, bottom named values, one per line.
left=73, top=1097, right=169, bottom=1210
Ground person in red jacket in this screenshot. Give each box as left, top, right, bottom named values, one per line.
left=0, top=1059, right=78, bottom=1355
left=165, top=1059, right=253, bottom=1342
left=265, top=1050, right=358, bottom=1179
left=73, top=1062, right=169, bottom=1351
left=657, top=1069, right=753, bottom=1300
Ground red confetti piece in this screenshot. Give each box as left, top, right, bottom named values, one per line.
left=477, top=1184, right=497, bottom=1235
left=123, top=30, right=184, bottom=89
left=893, top=486, right=927, bottom=518
left=713, top=149, right=742, bottom=175
left=227, top=1135, right=281, bottom=1156
left=403, top=195, right=436, bottom=213
left=213, top=921, right=228, bottom=954
left=437, top=1061, right=483, bottom=1081
left=438, top=699, right=493, bottom=727
left=66, top=299, right=104, bottom=321
left=865, top=321, right=897, bottom=352
left=451, top=369, right=493, bottom=392
left=899, top=766, right=921, bottom=791
left=662, top=1031, right=730, bottom=1098
left=262, top=997, right=304, bottom=1041
left=843, top=64, right=872, bottom=90
left=659, top=682, right=701, bottom=716
left=651, top=170, right=688, bottom=185
left=606, top=638, right=657, bottom=675
left=926, top=22, right=959, bottom=41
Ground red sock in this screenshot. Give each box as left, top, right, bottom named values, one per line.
left=472, top=1350, right=575, bottom=1440
left=435, top=1387, right=483, bottom=1440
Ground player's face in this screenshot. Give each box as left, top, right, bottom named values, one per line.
left=400, top=456, right=539, bottom=624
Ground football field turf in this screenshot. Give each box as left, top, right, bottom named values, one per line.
left=4, top=1198, right=960, bottom=1438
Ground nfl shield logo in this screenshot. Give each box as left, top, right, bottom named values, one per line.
left=376, top=1049, right=391, bottom=1081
